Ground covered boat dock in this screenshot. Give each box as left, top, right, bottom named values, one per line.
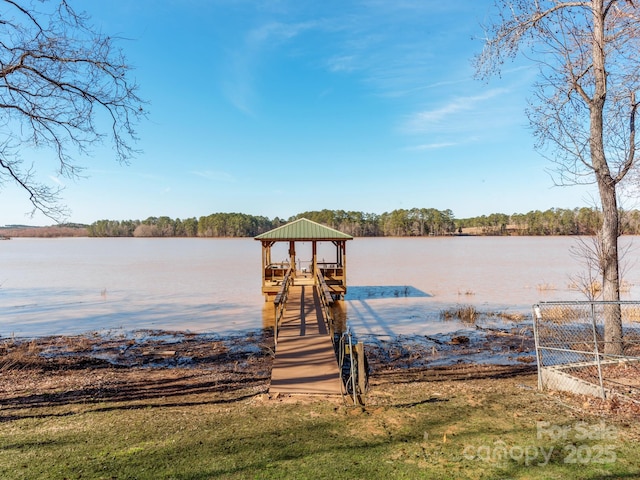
left=255, top=219, right=360, bottom=397
left=255, top=218, right=353, bottom=301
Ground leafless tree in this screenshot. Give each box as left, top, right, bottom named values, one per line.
left=0, top=0, right=146, bottom=221
left=476, top=0, right=640, bottom=355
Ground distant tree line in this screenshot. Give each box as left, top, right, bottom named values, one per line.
left=86, top=209, right=458, bottom=237
left=290, top=209, right=456, bottom=236
left=87, top=213, right=270, bottom=237
left=85, top=207, right=640, bottom=238
left=457, top=208, right=603, bottom=235
left=0, top=224, right=88, bottom=238
left=459, top=207, right=640, bottom=236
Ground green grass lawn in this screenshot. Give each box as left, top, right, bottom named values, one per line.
left=1, top=366, right=638, bottom=480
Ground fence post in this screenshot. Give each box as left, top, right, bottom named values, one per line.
left=532, top=304, right=543, bottom=391
left=590, top=302, right=606, bottom=399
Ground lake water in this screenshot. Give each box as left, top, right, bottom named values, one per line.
left=1, top=236, right=639, bottom=338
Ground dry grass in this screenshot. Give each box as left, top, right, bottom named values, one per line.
left=585, top=281, right=603, bottom=297
left=495, top=311, right=527, bottom=322
left=620, top=280, right=633, bottom=294
left=537, top=305, right=590, bottom=324
left=624, top=306, right=640, bottom=322
left=1, top=342, right=640, bottom=480
left=536, top=282, right=557, bottom=292
left=565, top=278, right=634, bottom=298
left=0, top=340, right=40, bottom=372
left=3, top=331, right=640, bottom=479
left=440, top=305, right=478, bottom=324
left=538, top=304, right=640, bottom=324
left=457, top=289, right=475, bottom=296
left=440, top=307, right=529, bottom=324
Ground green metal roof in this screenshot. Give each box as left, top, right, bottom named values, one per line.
left=255, top=218, right=353, bottom=241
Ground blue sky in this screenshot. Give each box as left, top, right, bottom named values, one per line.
left=3, top=0, right=600, bottom=226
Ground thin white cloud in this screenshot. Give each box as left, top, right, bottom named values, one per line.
left=190, top=170, right=235, bottom=182
left=221, top=2, right=479, bottom=113
left=310, top=2, right=485, bottom=99
left=318, top=88, right=333, bottom=99
left=404, top=89, right=507, bottom=133
left=326, top=55, right=358, bottom=73
left=48, top=175, right=65, bottom=186
left=138, top=172, right=165, bottom=181
left=406, top=142, right=458, bottom=151
left=381, top=76, right=474, bottom=99
left=224, top=20, right=318, bottom=114
left=223, top=76, right=255, bottom=116
left=221, top=2, right=494, bottom=125
left=247, top=21, right=316, bottom=46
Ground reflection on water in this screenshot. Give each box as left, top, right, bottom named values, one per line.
left=342, top=237, right=640, bottom=338
left=330, top=301, right=348, bottom=334
left=262, top=302, right=276, bottom=331
left=346, top=285, right=430, bottom=300
left=1, top=236, right=639, bottom=338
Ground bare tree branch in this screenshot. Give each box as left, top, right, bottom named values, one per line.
left=477, top=0, right=640, bottom=354
left=0, top=0, right=147, bottom=221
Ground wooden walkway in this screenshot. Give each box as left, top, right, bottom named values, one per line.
left=269, top=285, right=342, bottom=395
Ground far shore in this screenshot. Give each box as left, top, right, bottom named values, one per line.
left=0, top=224, right=624, bottom=238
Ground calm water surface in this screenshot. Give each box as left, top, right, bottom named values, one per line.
left=1, top=236, right=639, bottom=338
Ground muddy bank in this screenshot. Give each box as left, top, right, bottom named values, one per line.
left=0, top=322, right=535, bottom=372
left=3, top=326, right=640, bottom=422
left=0, top=325, right=534, bottom=401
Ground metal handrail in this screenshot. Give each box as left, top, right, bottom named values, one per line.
left=338, top=328, right=368, bottom=405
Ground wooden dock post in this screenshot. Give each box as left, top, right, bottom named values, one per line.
left=355, top=342, right=367, bottom=401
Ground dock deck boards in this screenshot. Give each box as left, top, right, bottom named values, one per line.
left=269, top=285, right=342, bottom=395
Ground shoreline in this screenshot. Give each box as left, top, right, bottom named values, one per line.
left=0, top=321, right=535, bottom=373
left=3, top=325, right=639, bottom=427
left=0, top=324, right=539, bottom=416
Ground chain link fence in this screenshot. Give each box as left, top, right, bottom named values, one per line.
left=532, top=301, right=640, bottom=400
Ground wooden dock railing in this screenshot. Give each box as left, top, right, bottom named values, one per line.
left=315, top=269, right=368, bottom=405
left=273, top=267, right=293, bottom=345
left=315, top=269, right=336, bottom=338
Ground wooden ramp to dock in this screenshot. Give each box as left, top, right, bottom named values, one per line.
left=269, top=285, right=342, bottom=395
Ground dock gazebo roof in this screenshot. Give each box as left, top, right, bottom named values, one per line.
left=255, top=218, right=353, bottom=242
left=255, top=218, right=352, bottom=300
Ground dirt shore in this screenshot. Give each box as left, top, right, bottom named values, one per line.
left=1, top=328, right=638, bottom=421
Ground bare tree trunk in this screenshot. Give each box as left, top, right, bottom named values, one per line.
left=591, top=1, right=623, bottom=355
left=597, top=177, right=624, bottom=355
left=476, top=0, right=636, bottom=355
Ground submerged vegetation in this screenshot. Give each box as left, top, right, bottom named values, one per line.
left=440, top=306, right=528, bottom=325
left=440, top=305, right=479, bottom=324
